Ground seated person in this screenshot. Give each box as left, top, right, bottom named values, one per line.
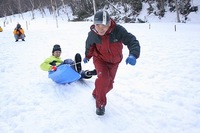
left=40, top=44, right=96, bottom=82
left=13, top=23, right=25, bottom=42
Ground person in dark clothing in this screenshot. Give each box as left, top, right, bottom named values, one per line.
left=83, top=11, right=140, bottom=115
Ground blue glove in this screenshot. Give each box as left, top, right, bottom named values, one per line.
left=83, top=57, right=89, bottom=64
left=126, top=54, right=136, bottom=65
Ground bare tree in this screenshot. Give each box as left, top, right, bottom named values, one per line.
left=61, top=0, right=70, bottom=20
left=92, top=0, right=96, bottom=14
left=29, top=0, right=35, bottom=19
left=17, top=0, right=24, bottom=19
left=51, top=0, right=59, bottom=28
left=175, top=0, right=181, bottom=22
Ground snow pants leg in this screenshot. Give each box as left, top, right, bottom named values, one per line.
left=14, top=34, right=25, bottom=40
left=92, top=58, right=119, bottom=108
left=63, top=59, right=75, bottom=70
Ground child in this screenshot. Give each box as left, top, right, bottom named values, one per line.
left=40, top=44, right=96, bottom=83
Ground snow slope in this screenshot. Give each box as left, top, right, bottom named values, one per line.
left=0, top=11, right=200, bottom=133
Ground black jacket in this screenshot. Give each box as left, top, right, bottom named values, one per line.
left=85, top=19, right=140, bottom=64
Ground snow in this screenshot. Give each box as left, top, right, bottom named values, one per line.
left=0, top=9, right=200, bottom=133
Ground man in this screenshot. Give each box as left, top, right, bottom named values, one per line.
left=83, top=11, right=140, bottom=115
left=13, top=24, right=25, bottom=42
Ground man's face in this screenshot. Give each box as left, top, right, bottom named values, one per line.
left=53, top=51, right=61, bottom=58
left=95, top=21, right=110, bottom=36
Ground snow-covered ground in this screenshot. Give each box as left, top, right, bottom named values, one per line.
left=0, top=10, right=200, bottom=133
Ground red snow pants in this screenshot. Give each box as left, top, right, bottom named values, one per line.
left=92, top=57, right=119, bottom=108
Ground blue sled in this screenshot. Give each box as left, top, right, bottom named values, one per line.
left=48, top=64, right=81, bottom=84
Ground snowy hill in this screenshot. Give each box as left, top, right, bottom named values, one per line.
left=0, top=10, right=200, bottom=133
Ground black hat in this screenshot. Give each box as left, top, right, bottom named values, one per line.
left=52, top=44, right=61, bottom=53
left=94, top=11, right=110, bottom=25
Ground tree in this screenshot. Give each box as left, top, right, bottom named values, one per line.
left=29, top=0, right=35, bottom=19
left=51, top=0, right=59, bottom=28
left=92, top=0, right=96, bottom=14
left=17, top=0, right=24, bottom=19
left=175, top=0, right=181, bottom=22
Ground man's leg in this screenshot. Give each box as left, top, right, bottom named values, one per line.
left=105, top=63, right=119, bottom=94
left=63, top=59, right=75, bottom=70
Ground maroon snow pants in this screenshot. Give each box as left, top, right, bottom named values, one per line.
left=92, top=58, right=119, bottom=108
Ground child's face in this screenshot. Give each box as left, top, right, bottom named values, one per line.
left=53, top=51, right=61, bottom=58
left=95, top=22, right=110, bottom=36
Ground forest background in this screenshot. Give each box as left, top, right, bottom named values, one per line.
left=0, top=0, right=199, bottom=23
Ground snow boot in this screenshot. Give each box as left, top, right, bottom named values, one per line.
left=96, top=105, right=105, bottom=116
left=74, top=53, right=82, bottom=73
left=92, top=94, right=96, bottom=99
left=86, top=69, right=97, bottom=76
left=80, top=69, right=97, bottom=79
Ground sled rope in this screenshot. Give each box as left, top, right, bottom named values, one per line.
left=69, top=61, right=81, bottom=66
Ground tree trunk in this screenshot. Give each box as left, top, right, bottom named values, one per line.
left=18, top=0, right=24, bottom=19
left=175, top=0, right=181, bottom=23
left=51, top=0, right=58, bottom=28
left=92, top=0, right=96, bottom=14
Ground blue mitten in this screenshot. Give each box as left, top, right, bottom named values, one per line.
left=83, top=57, right=89, bottom=64
left=126, top=54, right=136, bottom=65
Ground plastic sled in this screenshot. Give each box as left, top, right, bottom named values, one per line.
left=48, top=64, right=81, bottom=84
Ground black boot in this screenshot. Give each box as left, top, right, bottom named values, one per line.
left=92, top=94, right=96, bottom=99
left=96, top=105, right=105, bottom=116
left=80, top=70, right=92, bottom=79
left=74, top=53, right=82, bottom=73
left=86, top=69, right=97, bottom=76
left=80, top=69, right=97, bottom=79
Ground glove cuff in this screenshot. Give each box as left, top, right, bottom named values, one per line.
left=129, top=54, right=136, bottom=58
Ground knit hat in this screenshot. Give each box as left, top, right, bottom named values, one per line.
left=52, top=44, right=61, bottom=53
left=17, top=24, right=21, bottom=29
left=94, top=11, right=110, bottom=25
